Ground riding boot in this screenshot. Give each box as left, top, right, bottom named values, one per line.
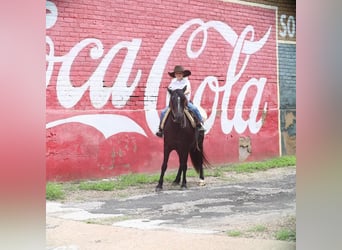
left=155, top=126, right=163, bottom=137
left=196, top=122, right=206, bottom=131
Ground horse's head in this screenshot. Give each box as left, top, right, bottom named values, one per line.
left=168, top=86, right=188, bottom=125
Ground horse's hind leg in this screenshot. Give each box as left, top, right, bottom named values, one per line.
left=198, top=166, right=206, bottom=186
left=199, top=166, right=204, bottom=180
left=198, top=153, right=205, bottom=182
left=197, top=132, right=206, bottom=186
left=172, top=167, right=182, bottom=185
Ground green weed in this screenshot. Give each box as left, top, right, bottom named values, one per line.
left=78, top=181, right=116, bottom=191
left=227, top=230, right=242, bottom=237
left=248, top=225, right=267, bottom=232
left=275, top=229, right=296, bottom=241
left=220, top=155, right=296, bottom=173
left=46, top=182, right=64, bottom=200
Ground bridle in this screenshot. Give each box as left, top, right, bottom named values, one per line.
left=169, top=89, right=188, bottom=128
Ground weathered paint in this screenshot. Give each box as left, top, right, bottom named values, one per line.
left=46, top=0, right=283, bottom=181
left=278, top=43, right=296, bottom=155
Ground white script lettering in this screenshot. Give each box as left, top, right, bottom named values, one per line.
left=46, top=1, right=273, bottom=136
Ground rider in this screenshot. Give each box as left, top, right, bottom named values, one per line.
left=156, top=65, right=205, bottom=137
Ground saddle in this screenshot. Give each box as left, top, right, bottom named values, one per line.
left=160, top=108, right=197, bottom=130
left=160, top=107, right=205, bottom=151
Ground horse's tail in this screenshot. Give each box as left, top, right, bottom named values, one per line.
left=191, top=149, right=210, bottom=171
left=190, top=147, right=210, bottom=173
left=190, top=132, right=211, bottom=173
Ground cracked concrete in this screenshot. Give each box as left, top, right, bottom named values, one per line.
left=47, top=167, right=296, bottom=250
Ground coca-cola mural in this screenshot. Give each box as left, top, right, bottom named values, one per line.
left=46, top=0, right=279, bottom=181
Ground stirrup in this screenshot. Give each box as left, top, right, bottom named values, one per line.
left=197, top=123, right=206, bottom=131
left=198, top=126, right=205, bottom=131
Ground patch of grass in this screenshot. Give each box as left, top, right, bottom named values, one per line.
left=46, top=182, right=64, bottom=200
left=248, top=225, right=267, bottom=232
left=205, top=167, right=224, bottom=177
left=227, top=230, right=242, bottom=237
left=78, top=172, right=168, bottom=191
left=46, top=156, right=296, bottom=194
left=118, top=173, right=156, bottom=186
left=85, top=215, right=131, bottom=225
left=78, top=180, right=116, bottom=191
left=219, top=155, right=296, bottom=173
left=62, top=182, right=79, bottom=192
left=275, top=229, right=296, bottom=241
left=117, top=172, right=176, bottom=189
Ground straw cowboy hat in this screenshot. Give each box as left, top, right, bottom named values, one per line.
left=168, top=65, right=191, bottom=78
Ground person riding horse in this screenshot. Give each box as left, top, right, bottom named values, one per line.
left=155, top=86, right=209, bottom=190
left=156, top=65, right=205, bottom=137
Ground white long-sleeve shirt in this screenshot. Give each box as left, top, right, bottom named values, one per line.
left=167, top=78, right=191, bottom=101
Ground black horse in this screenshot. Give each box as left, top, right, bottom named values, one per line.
left=156, top=87, right=209, bottom=191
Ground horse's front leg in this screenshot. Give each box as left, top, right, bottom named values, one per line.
left=179, top=152, right=189, bottom=189
left=156, top=148, right=171, bottom=192
left=181, top=163, right=188, bottom=189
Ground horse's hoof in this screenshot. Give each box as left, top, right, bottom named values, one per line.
left=172, top=181, right=180, bottom=186
left=181, top=185, right=187, bottom=190
left=155, top=186, right=163, bottom=192
left=198, top=179, right=206, bottom=186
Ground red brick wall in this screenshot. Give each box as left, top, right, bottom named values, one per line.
left=46, top=0, right=283, bottom=181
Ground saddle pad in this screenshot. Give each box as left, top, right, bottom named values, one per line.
left=160, top=108, right=171, bottom=130
left=184, top=109, right=196, bottom=128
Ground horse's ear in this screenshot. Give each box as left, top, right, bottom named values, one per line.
left=182, top=86, right=187, bottom=93
left=167, top=88, right=172, bottom=95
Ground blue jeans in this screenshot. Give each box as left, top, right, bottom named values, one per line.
left=160, top=103, right=203, bottom=124
left=188, top=102, right=203, bottom=123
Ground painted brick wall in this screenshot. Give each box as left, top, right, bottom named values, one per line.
left=46, top=0, right=295, bottom=181
left=238, top=0, right=296, bottom=155
left=279, top=43, right=296, bottom=155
